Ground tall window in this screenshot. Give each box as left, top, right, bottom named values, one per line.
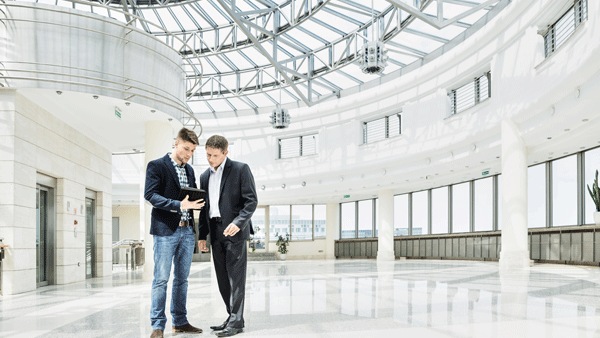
left=452, top=182, right=470, bottom=233
left=314, top=205, right=327, bottom=238
left=431, top=187, right=449, bottom=234
left=585, top=148, right=600, bottom=224
left=474, top=177, right=493, bottom=231
left=340, top=202, right=356, bottom=239
left=528, top=164, right=546, bottom=228
left=357, top=200, right=374, bottom=238
left=412, top=191, right=429, bottom=235
left=291, top=205, right=313, bottom=240
left=394, top=194, right=409, bottom=236
left=269, top=205, right=290, bottom=241
left=552, top=155, right=577, bottom=226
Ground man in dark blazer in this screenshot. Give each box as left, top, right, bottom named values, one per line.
left=144, top=128, right=205, bottom=338
left=198, top=135, right=258, bottom=337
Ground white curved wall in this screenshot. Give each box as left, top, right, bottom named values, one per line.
left=199, top=0, right=600, bottom=206
left=0, top=2, right=187, bottom=119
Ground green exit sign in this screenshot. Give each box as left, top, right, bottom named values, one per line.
left=481, top=169, right=490, bottom=176
left=343, top=194, right=350, bottom=199
left=115, top=106, right=122, bottom=119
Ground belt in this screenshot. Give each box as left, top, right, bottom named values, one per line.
left=210, top=217, right=222, bottom=223
left=179, top=220, right=190, bottom=227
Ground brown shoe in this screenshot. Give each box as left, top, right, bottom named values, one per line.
left=150, top=329, right=163, bottom=338
left=173, top=323, right=203, bottom=334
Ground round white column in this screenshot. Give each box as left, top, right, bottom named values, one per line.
left=142, top=120, right=174, bottom=281
left=377, top=189, right=395, bottom=261
left=499, top=119, right=530, bottom=271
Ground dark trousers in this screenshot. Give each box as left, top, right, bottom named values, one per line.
left=211, top=234, right=247, bottom=329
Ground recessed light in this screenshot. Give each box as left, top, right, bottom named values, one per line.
left=93, top=95, right=99, bottom=99
left=56, top=90, right=62, bottom=95
left=564, top=128, right=570, bottom=132
left=151, top=109, right=156, bottom=113
left=547, top=137, right=552, bottom=140
left=125, top=102, right=131, bottom=106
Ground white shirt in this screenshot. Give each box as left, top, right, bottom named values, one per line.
left=208, top=157, right=226, bottom=218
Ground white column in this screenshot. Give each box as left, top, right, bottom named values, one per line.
left=142, top=120, right=174, bottom=280
left=499, top=119, right=530, bottom=270
left=325, top=203, right=339, bottom=260
left=377, top=189, right=395, bottom=261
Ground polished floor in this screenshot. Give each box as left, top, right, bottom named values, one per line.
left=2, top=259, right=600, bottom=337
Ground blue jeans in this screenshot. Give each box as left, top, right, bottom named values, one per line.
left=150, top=226, right=195, bottom=330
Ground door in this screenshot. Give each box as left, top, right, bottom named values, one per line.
left=85, top=194, right=96, bottom=278
left=36, top=182, right=55, bottom=287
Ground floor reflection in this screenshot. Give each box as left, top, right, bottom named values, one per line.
left=1, top=260, right=600, bottom=337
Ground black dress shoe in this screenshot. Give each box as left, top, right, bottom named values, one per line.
left=216, top=327, right=244, bottom=337
left=210, top=321, right=228, bottom=331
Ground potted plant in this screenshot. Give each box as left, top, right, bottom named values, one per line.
left=587, top=169, right=600, bottom=225
left=275, top=233, right=290, bottom=260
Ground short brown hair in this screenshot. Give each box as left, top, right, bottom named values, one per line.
left=177, top=128, right=199, bottom=145
left=205, top=135, right=228, bottom=152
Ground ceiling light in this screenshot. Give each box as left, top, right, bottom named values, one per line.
left=125, top=102, right=131, bottom=106
left=260, top=185, right=266, bottom=190
left=357, top=40, right=388, bottom=75
left=93, top=95, right=99, bottom=99
left=301, top=181, right=306, bottom=187
left=281, top=184, right=286, bottom=189
left=56, top=90, right=62, bottom=95
left=270, top=105, right=291, bottom=129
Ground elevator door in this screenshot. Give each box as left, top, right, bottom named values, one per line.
left=36, top=185, right=55, bottom=287
left=85, top=197, right=96, bottom=278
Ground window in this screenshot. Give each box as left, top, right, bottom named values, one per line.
left=357, top=200, right=374, bottom=238
left=340, top=202, right=356, bottom=239
left=270, top=204, right=327, bottom=241
left=543, top=0, right=588, bottom=57
left=394, top=194, right=409, bottom=236
left=452, top=182, right=471, bottom=233
left=291, top=205, right=313, bottom=240
left=269, top=205, right=290, bottom=241
left=552, top=155, right=578, bottom=226
left=449, top=71, right=491, bottom=115
left=279, top=134, right=318, bottom=159
left=474, top=177, right=494, bottom=231
left=363, top=113, right=402, bottom=144
left=412, top=191, right=429, bottom=235
left=431, top=187, right=449, bottom=234
left=313, top=205, right=327, bottom=239
left=528, top=164, right=546, bottom=228
left=585, top=148, right=600, bottom=224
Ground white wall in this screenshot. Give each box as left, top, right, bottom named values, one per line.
left=0, top=90, right=112, bottom=294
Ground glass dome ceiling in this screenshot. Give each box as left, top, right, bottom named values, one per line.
left=19, top=0, right=509, bottom=119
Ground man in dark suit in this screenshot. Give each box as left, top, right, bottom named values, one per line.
left=198, top=135, right=258, bottom=337
left=144, top=128, right=205, bottom=338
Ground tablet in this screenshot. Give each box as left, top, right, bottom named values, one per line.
left=178, top=186, right=206, bottom=202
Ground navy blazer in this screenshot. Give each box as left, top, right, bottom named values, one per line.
left=198, top=158, right=257, bottom=242
left=144, top=154, right=198, bottom=236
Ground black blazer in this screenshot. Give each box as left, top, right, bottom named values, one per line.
left=198, top=158, right=257, bottom=242
left=144, top=154, right=197, bottom=236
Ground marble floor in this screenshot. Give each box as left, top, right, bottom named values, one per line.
left=2, top=259, right=600, bottom=338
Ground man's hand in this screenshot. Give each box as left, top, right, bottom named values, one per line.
left=198, top=240, right=209, bottom=252
left=181, top=196, right=205, bottom=210
left=223, top=223, right=240, bottom=237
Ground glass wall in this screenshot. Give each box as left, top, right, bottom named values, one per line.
left=339, top=146, right=600, bottom=239
left=269, top=204, right=326, bottom=241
